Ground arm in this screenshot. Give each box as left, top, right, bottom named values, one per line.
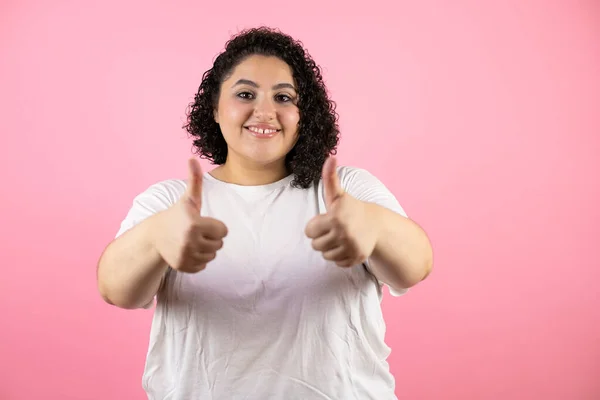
left=96, top=180, right=184, bottom=309
left=365, top=202, right=433, bottom=292
left=97, top=211, right=168, bottom=310
left=336, top=165, right=433, bottom=294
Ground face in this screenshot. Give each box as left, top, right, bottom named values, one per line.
left=214, top=55, right=300, bottom=169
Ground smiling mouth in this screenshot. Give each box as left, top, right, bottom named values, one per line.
left=246, top=126, right=280, bottom=134
left=244, top=126, right=281, bottom=138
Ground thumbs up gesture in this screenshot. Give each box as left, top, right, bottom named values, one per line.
left=305, top=157, right=378, bottom=268
left=153, top=158, right=228, bottom=273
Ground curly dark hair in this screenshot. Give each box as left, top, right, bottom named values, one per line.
left=183, top=27, right=340, bottom=189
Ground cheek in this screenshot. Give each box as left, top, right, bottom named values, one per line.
left=281, top=108, right=300, bottom=133
left=220, top=101, right=252, bottom=127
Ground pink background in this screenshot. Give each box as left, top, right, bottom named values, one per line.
left=1, top=1, right=598, bottom=399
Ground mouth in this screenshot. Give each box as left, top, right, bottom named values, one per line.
left=244, top=125, right=281, bottom=138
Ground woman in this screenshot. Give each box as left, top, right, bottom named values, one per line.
left=97, top=26, right=433, bottom=400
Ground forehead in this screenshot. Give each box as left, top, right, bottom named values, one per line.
left=225, top=55, right=295, bottom=86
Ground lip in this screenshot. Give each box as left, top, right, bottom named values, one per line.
left=244, top=124, right=281, bottom=139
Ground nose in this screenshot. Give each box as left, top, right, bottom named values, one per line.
left=253, top=96, right=276, bottom=121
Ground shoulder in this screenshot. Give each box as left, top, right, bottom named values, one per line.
left=145, top=178, right=188, bottom=193
left=115, top=178, right=187, bottom=238
left=131, top=178, right=187, bottom=207
left=332, top=164, right=407, bottom=217
left=333, top=165, right=389, bottom=194
left=335, top=165, right=379, bottom=186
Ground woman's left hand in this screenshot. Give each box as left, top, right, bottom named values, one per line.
left=305, top=157, right=379, bottom=268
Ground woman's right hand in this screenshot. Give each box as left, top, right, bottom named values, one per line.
left=152, top=158, right=228, bottom=273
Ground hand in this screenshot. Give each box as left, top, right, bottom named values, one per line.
left=305, top=157, right=378, bottom=267
left=152, top=158, right=228, bottom=273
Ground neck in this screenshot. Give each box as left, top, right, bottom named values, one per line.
left=210, top=156, right=290, bottom=186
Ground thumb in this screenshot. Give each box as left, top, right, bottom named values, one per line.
left=186, top=158, right=203, bottom=210
left=322, top=156, right=343, bottom=207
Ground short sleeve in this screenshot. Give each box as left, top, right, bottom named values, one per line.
left=113, top=180, right=186, bottom=308
left=115, top=179, right=187, bottom=238
left=337, top=166, right=409, bottom=297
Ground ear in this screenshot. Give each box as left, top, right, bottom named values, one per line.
left=213, top=108, right=219, bottom=124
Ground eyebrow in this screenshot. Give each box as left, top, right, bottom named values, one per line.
left=233, top=79, right=296, bottom=91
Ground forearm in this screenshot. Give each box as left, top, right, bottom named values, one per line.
left=97, top=212, right=168, bottom=309
left=366, top=203, right=433, bottom=291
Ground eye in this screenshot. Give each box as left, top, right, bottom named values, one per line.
left=275, top=94, right=293, bottom=103
left=237, top=91, right=255, bottom=100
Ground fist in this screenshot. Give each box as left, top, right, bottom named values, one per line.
left=305, top=157, right=378, bottom=267
left=153, top=158, right=228, bottom=273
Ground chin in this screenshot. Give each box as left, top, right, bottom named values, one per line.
left=235, top=145, right=288, bottom=164
left=244, top=153, right=286, bottom=166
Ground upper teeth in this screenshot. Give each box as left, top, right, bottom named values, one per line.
left=249, top=127, right=277, bottom=134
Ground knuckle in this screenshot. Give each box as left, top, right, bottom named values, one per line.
left=195, top=264, right=207, bottom=272
left=312, top=240, right=323, bottom=251
left=330, top=216, right=342, bottom=229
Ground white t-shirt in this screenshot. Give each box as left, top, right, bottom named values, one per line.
left=115, top=165, right=409, bottom=400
